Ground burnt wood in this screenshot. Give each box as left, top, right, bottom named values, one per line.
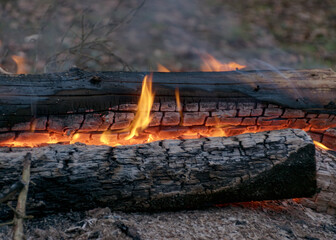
left=0, top=129, right=316, bottom=219
left=0, top=68, right=335, bottom=128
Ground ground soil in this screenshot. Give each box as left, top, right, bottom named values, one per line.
left=1, top=201, right=336, bottom=240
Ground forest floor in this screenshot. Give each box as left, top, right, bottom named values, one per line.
left=0, top=201, right=336, bottom=240
left=0, top=0, right=335, bottom=73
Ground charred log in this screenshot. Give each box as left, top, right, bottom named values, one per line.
left=1, top=68, right=336, bottom=149
left=0, top=129, right=316, bottom=219
left=0, top=68, right=335, bottom=128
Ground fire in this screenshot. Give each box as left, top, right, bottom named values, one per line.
left=175, top=88, right=183, bottom=123
left=157, top=64, right=170, bottom=72
left=98, top=75, right=155, bottom=144
left=100, top=130, right=111, bottom=145
left=313, top=141, right=331, bottom=151
left=201, top=54, right=245, bottom=72
left=210, top=116, right=228, bottom=137
left=124, top=74, right=155, bottom=140
left=1, top=56, right=335, bottom=151
left=11, top=55, right=28, bottom=74
left=71, top=133, right=80, bottom=144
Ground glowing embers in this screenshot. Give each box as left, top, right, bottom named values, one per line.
left=201, top=53, right=246, bottom=72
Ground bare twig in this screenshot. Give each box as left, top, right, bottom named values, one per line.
left=13, top=152, right=32, bottom=240
left=0, top=220, right=14, bottom=227
left=44, top=1, right=146, bottom=72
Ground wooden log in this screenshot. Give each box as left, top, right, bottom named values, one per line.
left=0, top=129, right=316, bottom=219
left=0, top=68, right=335, bottom=129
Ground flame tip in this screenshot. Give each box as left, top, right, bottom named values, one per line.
left=313, top=141, right=330, bottom=150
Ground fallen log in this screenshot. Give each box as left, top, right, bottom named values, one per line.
left=0, top=129, right=316, bottom=219
left=0, top=68, right=335, bottom=129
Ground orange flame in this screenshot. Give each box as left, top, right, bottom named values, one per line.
left=71, top=133, right=80, bottom=144
left=210, top=116, right=228, bottom=137
left=124, top=74, right=155, bottom=140
left=314, top=141, right=331, bottom=151
left=100, top=130, right=111, bottom=145
left=175, top=88, right=183, bottom=123
left=201, top=54, right=245, bottom=72
left=157, top=64, right=170, bottom=72
left=11, top=55, right=28, bottom=74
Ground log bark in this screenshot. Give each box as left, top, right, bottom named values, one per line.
left=0, top=68, right=335, bottom=129
left=0, top=129, right=316, bottom=219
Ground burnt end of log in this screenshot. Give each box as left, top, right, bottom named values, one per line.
left=0, top=129, right=316, bottom=219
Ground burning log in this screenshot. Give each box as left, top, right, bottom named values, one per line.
left=0, top=68, right=335, bottom=150
left=0, top=129, right=316, bottom=219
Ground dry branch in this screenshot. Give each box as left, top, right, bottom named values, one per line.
left=13, top=153, right=31, bottom=240
left=0, top=129, right=316, bottom=219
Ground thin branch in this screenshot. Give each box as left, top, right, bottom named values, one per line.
left=13, top=152, right=32, bottom=240
left=0, top=220, right=14, bottom=227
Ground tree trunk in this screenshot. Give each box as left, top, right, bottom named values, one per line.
left=0, top=129, right=316, bottom=219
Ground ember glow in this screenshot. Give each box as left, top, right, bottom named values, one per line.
left=201, top=53, right=246, bottom=71
left=210, top=116, right=228, bottom=137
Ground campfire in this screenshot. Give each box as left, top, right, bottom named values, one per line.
left=0, top=56, right=335, bottom=150
left=0, top=53, right=335, bottom=223
left=1, top=1, right=336, bottom=238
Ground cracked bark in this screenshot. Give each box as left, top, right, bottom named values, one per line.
left=0, top=129, right=316, bottom=219
left=0, top=68, right=335, bottom=129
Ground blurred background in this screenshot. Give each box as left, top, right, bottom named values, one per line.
left=0, top=0, right=335, bottom=73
